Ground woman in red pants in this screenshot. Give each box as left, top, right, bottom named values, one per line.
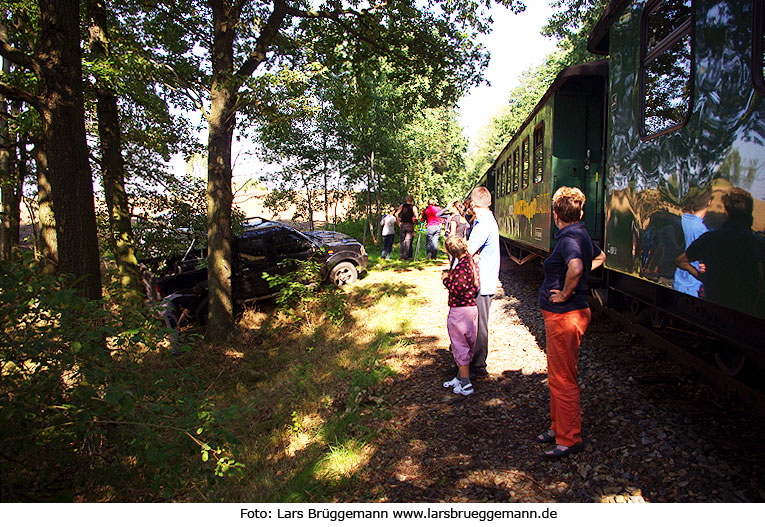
left=537, top=187, right=605, bottom=459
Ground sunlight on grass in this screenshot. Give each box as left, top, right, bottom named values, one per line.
left=314, top=440, right=374, bottom=481
left=197, top=260, right=430, bottom=501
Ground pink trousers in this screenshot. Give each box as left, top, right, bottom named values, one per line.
left=447, top=306, right=478, bottom=366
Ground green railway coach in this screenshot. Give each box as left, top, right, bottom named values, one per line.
left=589, top=0, right=765, bottom=369
left=492, top=61, right=608, bottom=264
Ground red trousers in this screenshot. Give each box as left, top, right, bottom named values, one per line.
left=542, top=308, right=591, bottom=447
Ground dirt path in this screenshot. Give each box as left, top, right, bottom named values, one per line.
left=341, top=257, right=765, bottom=503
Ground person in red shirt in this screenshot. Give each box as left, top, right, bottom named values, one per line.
left=441, top=235, right=480, bottom=396
left=422, top=199, right=444, bottom=259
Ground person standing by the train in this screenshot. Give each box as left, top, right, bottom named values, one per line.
left=676, top=188, right=764, bottom=317
left=466, top=187, right=500, bottom=378
left=538, top=187, right=605, bottom=459
left=423, top=199, right=444, bottom=259
left=395, top=195, right=418, bottom=260
left=380, top=207, right=397, bottom=260
left=441, top=200, right=469, bottom=239
left=464, top=198, right=476, bottom=238
left=673, top=191, right=711, bottom=297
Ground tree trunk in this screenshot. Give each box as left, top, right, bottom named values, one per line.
left=34, top=145, right=57, bottom=272
left=37, top=0, right=101, bottom=299
left=0, top=57, right=11, bottom=260
left=205, top=1, right=237, bottom=340
left=10, top=131, right=24, bottom=253
left=367, top=150, right=377, bottom=245
left=89, top=0, right=142, bottom=303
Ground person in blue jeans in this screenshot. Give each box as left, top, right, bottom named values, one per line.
left=466, top=187, right=500, bottom=378
left=422, top=199, right=443, bottom=259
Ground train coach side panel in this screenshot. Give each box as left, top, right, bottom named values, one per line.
left=496, top=104, right=554, bottom=252
left=604, top=0, right=765, bottom=320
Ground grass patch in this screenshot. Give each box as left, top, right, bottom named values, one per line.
left=190, top=258, right=426, bottom=502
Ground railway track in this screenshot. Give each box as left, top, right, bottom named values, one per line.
left=594, top=303, right=765, bottom=419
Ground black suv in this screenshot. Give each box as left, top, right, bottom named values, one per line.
left=147, top=218, right=368, bottom=324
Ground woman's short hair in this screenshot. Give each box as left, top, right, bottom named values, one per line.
left=552, top=186, right=586, bottom=223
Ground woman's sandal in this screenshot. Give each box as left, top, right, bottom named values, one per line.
left=537, top=431, right=556, bottom=443
left=540, top=442, right=585, bottom=459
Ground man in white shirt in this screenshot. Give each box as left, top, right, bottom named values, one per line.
left=466, top=186, right=500, bottom=378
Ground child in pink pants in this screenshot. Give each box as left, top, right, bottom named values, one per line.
left=441, top=236, right=480, bottom=396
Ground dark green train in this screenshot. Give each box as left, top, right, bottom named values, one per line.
left=483, top=0, right=765, bottom=375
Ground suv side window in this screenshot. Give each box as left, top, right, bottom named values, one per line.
left=273, top=230, right=312, bottom=257
left=240, top=237, right=267, bottom=261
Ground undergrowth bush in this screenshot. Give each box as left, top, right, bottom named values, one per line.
left=263, top=250, right=347, bottom=327
left=0, top=255, right=243, bottom=501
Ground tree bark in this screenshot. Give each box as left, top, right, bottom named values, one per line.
left=0, top=56, right=12, bottom=260
left=204, top=0, right=287, bottom=340
left=88, top=0, right=142, bottom=303
left=37, top=0, right=101, bottom=299
left=205, top=0, right=238, bottom=339
left=34, top=145, right=57, bottom=272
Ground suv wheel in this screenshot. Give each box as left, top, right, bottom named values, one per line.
left=330, top=262, right=358, bottom=286
left=194, top=297, right=209, bottom=325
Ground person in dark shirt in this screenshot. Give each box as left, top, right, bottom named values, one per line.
left=395, top=195, right=419, bottom=260
left=676, top=188, right=765, bottom=317
left=441, top=235, right=480, bottom=396
left=538, top=187, right=605, bottom=459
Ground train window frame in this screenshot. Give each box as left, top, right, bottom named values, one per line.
left=521, top=137, right=530, bottom=189
left=532, top=123, right=544, bottom=185
left=499, top=160, right=506, bottom=197
left=755, top=0, right=765, bottom=93
left=512, top=148, right=519, bottom=193
left=502, top=160, right=508, bottom=195
left=639, top=0, right=694, bottom=140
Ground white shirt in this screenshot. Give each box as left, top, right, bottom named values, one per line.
left=380, top=214, right=397, bottom=236
left=467, top=208, right=500, bottom=296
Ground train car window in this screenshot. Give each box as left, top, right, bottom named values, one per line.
left=641, top=0, right=693, bottom=138
left=533, top=123, right=544, bottom=184
left=505, top=160, right=511, bottom=194
left=504, top=161, right=509, bottom=197
left=498, top=161, right=505, bottom=197
left=512, top=148, right=519, bottom=192
left=521, top=137, right=530, bottom=188
left=755, top=0, right=765, bottom=92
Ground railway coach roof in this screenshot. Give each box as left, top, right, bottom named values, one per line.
left=496, top=60, right=608, bottom=161
left=587, top=0, right=630, bottom=55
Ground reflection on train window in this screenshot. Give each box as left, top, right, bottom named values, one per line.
left=641, top=0, right=693, bottom=137
left=755, top=0, right=764, bottom=92
left=521, top=137, right=530, bottom=188
left=533, top=123, right=544, bottom=184
left=512, top=148, right=519, bottom=192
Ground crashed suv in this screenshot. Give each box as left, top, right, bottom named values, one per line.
left=146, top=218, right=368, bottom=324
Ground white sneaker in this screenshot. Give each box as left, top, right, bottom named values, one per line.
left=452, top=382, right=474, bottom=396
left=443, top=377, right=461, bottom=389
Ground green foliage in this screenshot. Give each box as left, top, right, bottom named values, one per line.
left=262, top=248, right=348, bottom=328
left=0, top=255, right=243, bottom=500
left=543, top=0, right=610, bottom=65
